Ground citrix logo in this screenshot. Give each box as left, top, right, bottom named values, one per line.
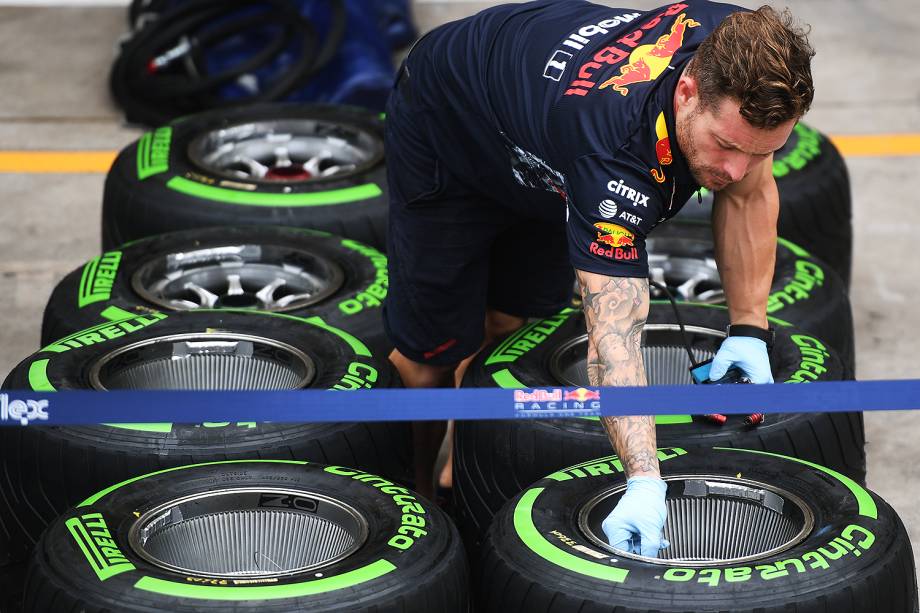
left=0, top=394, right=49, bottom=426
left=607, top=178, right=649, bottom=207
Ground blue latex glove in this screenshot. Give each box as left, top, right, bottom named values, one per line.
left=710, top=336, right=773, bottom=384
left=602, top=476, right=669, bottom=557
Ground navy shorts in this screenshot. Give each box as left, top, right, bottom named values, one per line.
left=383, top=66, right=575, bottom=366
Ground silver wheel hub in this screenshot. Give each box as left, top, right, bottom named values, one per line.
left=131, top=243, right=345, bottom=312
left=647, top=237, right=724, bottom=303
left=129, top=488, right=368, bottom=578
left=579, top=475, right=814, bottom=565
left=188, top=119, right=382, bottom=184
left=89, top=332, right=315, bottom=390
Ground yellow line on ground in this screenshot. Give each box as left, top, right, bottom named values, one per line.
left=0, top=133, right=919, bottom=173
left=829, top=134, right=920, bottom=157
left=0, top=151, right=116, bottom=173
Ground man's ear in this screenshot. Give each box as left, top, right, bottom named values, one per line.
left=674, top=69, right=699, bottom=112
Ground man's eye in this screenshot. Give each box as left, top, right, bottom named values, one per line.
left=717, top=141, right=732, bottom=150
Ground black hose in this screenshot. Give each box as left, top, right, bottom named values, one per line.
left=111, top=0, right=346, bottom=126
left=648, top=278, right=701, bottom=367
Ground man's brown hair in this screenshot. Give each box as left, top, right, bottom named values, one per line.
left=687, top=6, right=815, bottom=129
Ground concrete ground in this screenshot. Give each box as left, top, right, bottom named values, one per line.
left=0, top=0, right=918, bottom=588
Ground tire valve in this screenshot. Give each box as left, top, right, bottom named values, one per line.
left=744, top=413, right=765, bottom=426
left=702, top=413, right=727, bottom=425
left=147, top=37, right=192, bottom=74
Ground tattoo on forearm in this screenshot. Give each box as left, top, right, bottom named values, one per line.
left=577, top=272, right=658, bottom=477
left=602, top=415, right=658, bottom=476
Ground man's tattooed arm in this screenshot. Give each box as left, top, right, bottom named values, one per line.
left=576, top=269, right=659, bottom=478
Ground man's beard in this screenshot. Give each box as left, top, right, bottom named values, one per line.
left=678, top=106, right=732, bottom=190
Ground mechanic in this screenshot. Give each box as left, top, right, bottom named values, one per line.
left=383, top=0, right=814, bottom=557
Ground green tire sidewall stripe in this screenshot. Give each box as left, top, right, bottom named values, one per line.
left=197, top=309, right=372, bottom=358
left=776, top=236, right=812, bottom=258
left=28, top=358, right=54, bottom=391
left=99, top=305, right=136, bottom=322
left=513, top=487, right=628, bottom=583
left=512, top=446, right=874, bottom=581
left=103, top=423, right=174, bottom=433
left=29, top=311, right=372, bottom=433
left=132, top=560, right=397, bottom=600
left=71, top=460, right=399, bottom=600
left=713, top=447, right=877, bottom=519
left=166, top=176, right=382, bottom=207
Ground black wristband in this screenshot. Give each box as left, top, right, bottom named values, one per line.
left=727, top=324, right=775, bottom=349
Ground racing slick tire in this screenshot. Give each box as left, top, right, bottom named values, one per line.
left=23, top=461, right=468, bottom=612
left=643, top=220, right=854, bottom=375
left=477, top=447, right=917, bottom=613
left=455, top=303, right=865, bottom=552
left=41, top=226, right=390, bottom=357
left=0, top=310, right=408, bottom=568
left=101, top=104, right=389, bottom=251
left=676, top=122, right=852, bottom=287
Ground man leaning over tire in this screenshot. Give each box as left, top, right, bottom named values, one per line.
left=382, top=1, right=815, bottom=557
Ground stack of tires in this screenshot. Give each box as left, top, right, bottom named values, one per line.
left=2, top=99, right=916, bottom=611
left=453, top=126, right=919, bottom=610
left=0, top=103, right=444, bottom=612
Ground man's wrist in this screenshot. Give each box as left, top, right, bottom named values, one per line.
left=726, top=323, right=775, bottom=349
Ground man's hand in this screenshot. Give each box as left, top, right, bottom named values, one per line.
left=602, top=476, right=669, bottom=556
left=710, top=336, right=773, bottom=383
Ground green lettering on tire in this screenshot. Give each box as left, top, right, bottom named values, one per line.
left=137, top=127, right=172, bottom=180
left=485, top=308, right=577, bottom=365
left=513, top=487, right=628, bottom=582
left=772, top=123, right=822, bottom=179
left=167, top=176, right=382, bottom=207
left=78, top=251, right=122, bottom=308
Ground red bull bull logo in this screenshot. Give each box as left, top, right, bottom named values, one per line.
left=651, top=111, right=672, bottom=183
left=564, top=3, right=695, bottom=97
left=594, top=222, right=635, bottom=247
left=564, top=387, right=601, bottom=401
left=598, top=14, right=700, bottom=96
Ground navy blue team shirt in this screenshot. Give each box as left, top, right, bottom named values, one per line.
left=402, top=0, right=747, bottom=278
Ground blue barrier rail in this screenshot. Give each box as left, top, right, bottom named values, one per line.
left=1, top=380, right=918, bottom=426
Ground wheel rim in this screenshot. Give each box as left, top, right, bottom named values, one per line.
left=578, top=475, right=814, bottom=565
left=88, top=333, right=315, bottom=390
left=129, top=488, right=368, bottom=578
left=646, top=237, right=724, bottom=303
left=131, top=243, right=345, bottom=312
left=187, top=118, right=383, bottom=185
left=549, top=324, right=723, bottom=386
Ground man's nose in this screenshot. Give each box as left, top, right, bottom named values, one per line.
left=722, top=152, right=750, bottom=183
